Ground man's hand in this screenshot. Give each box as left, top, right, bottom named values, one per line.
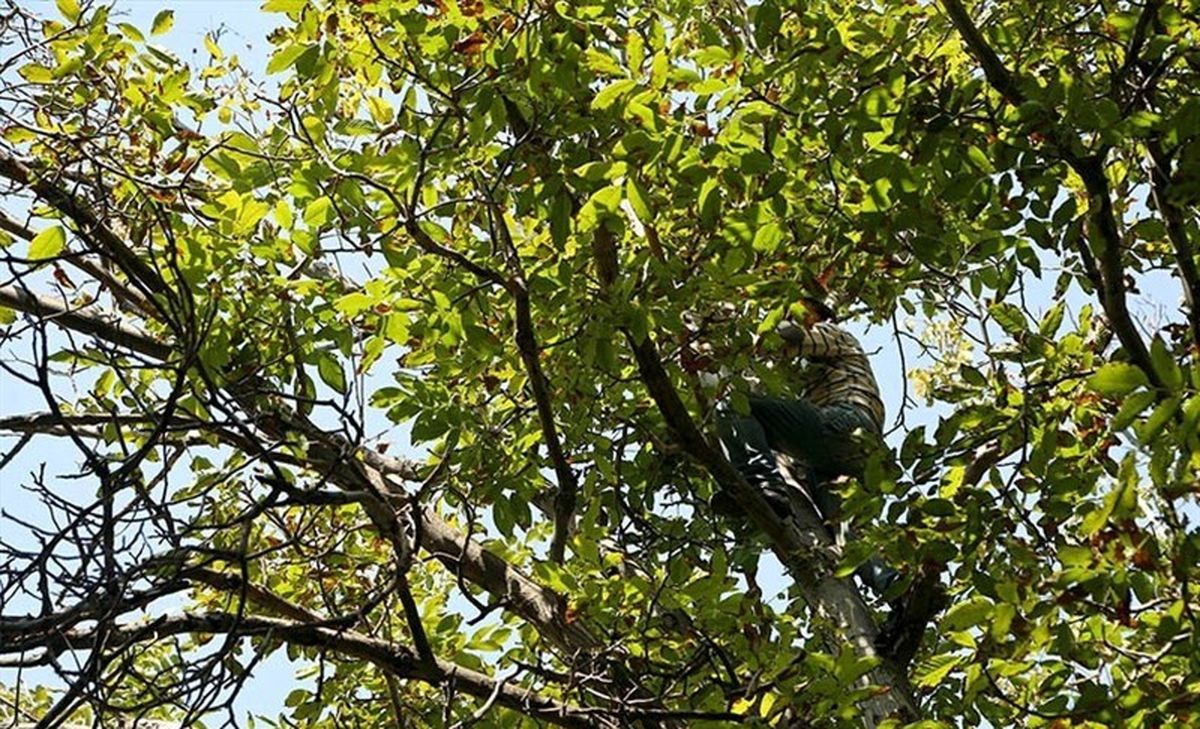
left=679, top=340, right=716, bottom=374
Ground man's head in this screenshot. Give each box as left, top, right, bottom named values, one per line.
left=799, top=295, right=838, bottom=325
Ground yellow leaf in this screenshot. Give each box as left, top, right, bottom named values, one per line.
left=28, top=225, right=66, bottom=260
left=204, top=34, right=223, bottom=60
left=56, top=0, right=81, bottom=22
left=367, top=96, right=393, bottom=126
left=151, top=10, right=174, bottom=36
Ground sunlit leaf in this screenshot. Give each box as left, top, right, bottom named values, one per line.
left=151, top=9, right=175, bottom=35
left=28, top=225, right=66, bottom=260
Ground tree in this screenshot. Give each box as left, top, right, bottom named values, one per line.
left=1, top=0, right=1197, bottom=726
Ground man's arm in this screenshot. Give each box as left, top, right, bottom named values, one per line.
left=775, top=321, right=865, bottom=359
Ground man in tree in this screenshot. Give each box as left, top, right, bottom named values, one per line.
left=709, top=297, right=942, bottom=663
left=711, top=297, right=899, bottom=594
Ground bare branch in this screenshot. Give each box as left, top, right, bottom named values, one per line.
left=14, top=613, right=610, bottom=729
left=0, top=285, right=172, bottom=360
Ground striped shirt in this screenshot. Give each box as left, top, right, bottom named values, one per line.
left=776, top=321, right=885, bottom=433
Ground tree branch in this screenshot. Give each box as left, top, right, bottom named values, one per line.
left=0, top=285, right=172, bottom=360
left=1115, top=0, right=1162, bottom=94
left=484, top=202, right=580, bottom=565
left=13, top=613, right=609, bottom=729
left=0, top=282, right=595, bottom=656
left=1072, top=154, right=1161, bottom=385
left=938, top=0, right=1021, bottom=102
left=937, top=0, right=1160, bottom=386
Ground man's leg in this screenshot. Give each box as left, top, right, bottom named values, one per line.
left=715, top=405, right=796, bottom=516
left=746, top=397, right=869, bottom=479
left=717, top=395, right=852, bottom=513
left=744, top=397, right=902, bottom=597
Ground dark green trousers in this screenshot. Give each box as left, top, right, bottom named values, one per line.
left=717, top=395, right=899, bottom=596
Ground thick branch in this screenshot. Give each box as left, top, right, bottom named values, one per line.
left=938, top=0, right=1020, bottom=102
left=185, top=568, right=332, bottom=626
left=1073, top=155, right=1161, bottom=385
left=0, top=285, right=172, bottom=360
left=20, top=613, right=607, bottom=729
left=1115, top=0, right=1162, bottom=90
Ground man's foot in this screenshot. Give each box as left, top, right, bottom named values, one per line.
left=874, top=564, right=948, bottom=667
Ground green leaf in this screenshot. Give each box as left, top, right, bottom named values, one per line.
left=625, top=177, right=652, bottom=223
left=204, top=34, right=223, bottom=61
left=1087, top=362, right=1149, bottom=397
left=28, top=225, right=66, bottom=260
left=1039, top=302, right=1065, bottom=338
left=650, top=52, right=669, bottom=88
left=585, top=48, right=625, bottom=78
left=234, top=199, right=269, bottom=236
left=1082, top=470, right=1138, bottom=536
left=693, top=46, right=732, bottom=67
left=988, top=302, right=1026, bottom=336
left=754, top=0, right=782, bottom=48
left=384, top=314, right=409, bottom=344
left=1182, top=394, right=1200, bottom=441
left=367, top=96, right=393, bottom=126
left=1150, top=336, right=1183, bottom=391
left=942, top=596, right=994, bottom=631
left=334, top=292, right=372, bottom=317
left=56, top=0, right=81, bottom=22
left=752, top=221, right=785, bottom=253
left=317, top=352, right=347, bottom=394
left=591, top=79, right=637, bottom=111
left=116, top=23, right=144, bottom=41
left=966, top=145, right=994, bottom=173
left=698, top=178, right=722, bottom=229
left=151, top=10, right=175, bottom=36
left=262, top=0, right=308, bottom=11
left=1138, top=396, right=1179, bottom=445
left=1111, top=390, right=1157, bottom=431
left=757, top=306, right=784, bottom=335
left=625, top=31, right=644, bottom=74
left=303, top=196, right=333, bottom=228
left=590, top=185, right=623, bottom=214
left=549, top=191, right=572, bottom=246
left=18, top=65, right=53, bottom=84
left=274, top=199, right=294, bottom=230
left=267, top=43, right=310, bottom=75
left=915, top=654, right=963, bottom=688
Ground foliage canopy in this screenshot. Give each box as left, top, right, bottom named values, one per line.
left=1, top=0, right=1199, bottom=727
